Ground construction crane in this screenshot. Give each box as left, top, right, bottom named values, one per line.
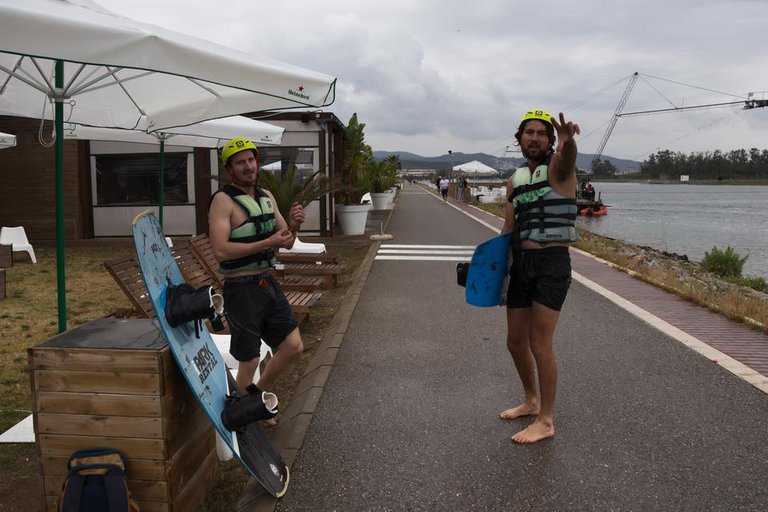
left=588, top=73, right=767, bottom=173
left=590, top=72, right=638, bottom=172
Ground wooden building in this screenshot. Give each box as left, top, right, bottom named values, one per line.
left=0, top=112, right=346, bottom=240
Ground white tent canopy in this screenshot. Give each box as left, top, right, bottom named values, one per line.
left=0, top=0, right=337, bottom=131
left=0, top=131, right=16, bottom=148
left=64, top=115, right=285, bottom=147
left=453, top=160, right=498, bottom=174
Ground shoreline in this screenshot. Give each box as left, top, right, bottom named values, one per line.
left=574, top=228, right=767, bottom=331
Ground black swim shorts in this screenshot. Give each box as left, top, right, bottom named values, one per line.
left=223, top=272, right=299, bottom=362
left=506, top=246, right=572, bottom=312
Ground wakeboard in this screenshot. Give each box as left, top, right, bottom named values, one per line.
left=465, top=232, right=513, bottom=307
left=131, top=210, right=289, bottom=498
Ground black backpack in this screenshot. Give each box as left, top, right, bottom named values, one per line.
left=58, top=447, right=140, bottom=512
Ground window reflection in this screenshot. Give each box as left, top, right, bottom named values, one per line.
left=258, top=147, right=316, bottom=184
left=95, top=153, right=189, bottom=205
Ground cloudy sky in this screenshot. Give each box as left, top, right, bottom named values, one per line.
left=97, top=0, right=768, bottom=161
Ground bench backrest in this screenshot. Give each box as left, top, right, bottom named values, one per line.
left=189, top=234, right=225, bottom=289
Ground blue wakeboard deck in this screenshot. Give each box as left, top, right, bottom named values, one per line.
left=465, top=232, right=512, bottom=307
left=131, top=210, right=289, bottom=498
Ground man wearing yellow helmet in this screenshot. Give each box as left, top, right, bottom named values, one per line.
left=499, top=110, right=581, bottom=443
left=209, top=137, right=306, bottom=414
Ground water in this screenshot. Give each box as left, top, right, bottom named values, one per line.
left=577, top=182, right=768, bottom=279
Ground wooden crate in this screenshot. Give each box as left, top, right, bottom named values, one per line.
left=28, top=318, right=217, bottom=512
left=0, top=243, right=11, bottom=268
left=0, top=268, right=5, bottom=300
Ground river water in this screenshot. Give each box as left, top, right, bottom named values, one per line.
left=576, top=182, right=768, bottom=279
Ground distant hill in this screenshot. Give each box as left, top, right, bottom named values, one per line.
left=374, top=150, right=642, bottom=173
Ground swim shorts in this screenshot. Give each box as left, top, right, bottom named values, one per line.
left=506, top=246, right=572, bottom=312
left=223, top=272, right=298, bottom=361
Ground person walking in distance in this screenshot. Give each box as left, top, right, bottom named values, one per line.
left=499, top=109, right=580, bottom=443
left=457, top=176, right=468, bottom=201
left=208, top=137, right=306, bottom=423
left=439, top=176, right=450, bottom=202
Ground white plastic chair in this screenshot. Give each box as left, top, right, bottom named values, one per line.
left=0, top=226, right=36, bottom=263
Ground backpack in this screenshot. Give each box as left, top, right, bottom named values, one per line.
left=58, top=447, right=140, bottom=512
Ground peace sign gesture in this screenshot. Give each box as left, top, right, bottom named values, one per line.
left=551, top=112, right=580, bottom=149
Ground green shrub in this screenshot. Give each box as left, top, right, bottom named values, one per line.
left=736, top=276, right=768, bottom=293
left=701, top=246, right=747, bottom=278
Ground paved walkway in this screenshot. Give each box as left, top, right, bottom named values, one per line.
left=244, top=182, right=768, bottom=511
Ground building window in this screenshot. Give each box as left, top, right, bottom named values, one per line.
left=259, top=147, right=317, bottom=183
left=94, top=153, right=189, bottom=206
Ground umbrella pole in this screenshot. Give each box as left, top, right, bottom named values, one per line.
left=159, top=140, right=165, bottom=227
left=55, top=60, right=67, bottom=332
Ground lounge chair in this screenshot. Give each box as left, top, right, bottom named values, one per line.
left=189, top=233, right=330, bottom=290
left=0, top=226, right=36, bottom=263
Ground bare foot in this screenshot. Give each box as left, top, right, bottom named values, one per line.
left=511, top=419, right=554, bottom=444
left=499, top=403, right=540, bottom=420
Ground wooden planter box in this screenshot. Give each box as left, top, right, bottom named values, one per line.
left=28, top=318, right=216, bottom=512
left=0, top=268, right=5, bottom=300
left=0, top=243, right=12, bottom=268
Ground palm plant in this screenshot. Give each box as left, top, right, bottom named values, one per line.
left=368, top=158, right=398, bottom=193
left=339, top=113, right=373, bottom=204
left=259, top=162, right=342, bottom=217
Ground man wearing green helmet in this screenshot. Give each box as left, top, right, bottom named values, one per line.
left=499, top=110, right=581, bottom=443
left=208, top=137, right=306, bottom=418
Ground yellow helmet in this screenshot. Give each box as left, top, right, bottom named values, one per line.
left=220, top=137, right=258, bottom=167
left=518, top=109, right=553, bottom=127
left=515, top=109, right=555, bottom=144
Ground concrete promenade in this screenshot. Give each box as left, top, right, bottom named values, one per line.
left=249, top=181, right=768, bottom=511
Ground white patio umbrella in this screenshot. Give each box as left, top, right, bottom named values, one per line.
left=0, top=131, right=16, bottom=148
left=64, top=116, right=284, bottom=225
left=0, top=0, right=336, bottom=332
left=64, top=115, right=284, bottom=147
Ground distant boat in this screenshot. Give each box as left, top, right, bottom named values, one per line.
left=577, top=186, right=606, bottom=215
left=579, top=205, right=608, bottom=216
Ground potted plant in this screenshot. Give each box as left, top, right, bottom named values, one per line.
left=368, top=158, right=398, bottom=210
left=335, top=113, right=373, bottom=234
left=383, top=154, right=401, bottom=205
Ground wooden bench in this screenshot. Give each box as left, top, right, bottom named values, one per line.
left=105, top=245, right=320, bottom=324
left=277, top=251, right=339, bottom=265
left=273, top=261, right=345, bottom=289
left=190, top=233, right=346, bottom=289
left=174, top=243, right=322, bottom=319
left=189, top=234, right=338, bottom=290
left=104, top=254, right=153, bottom=318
